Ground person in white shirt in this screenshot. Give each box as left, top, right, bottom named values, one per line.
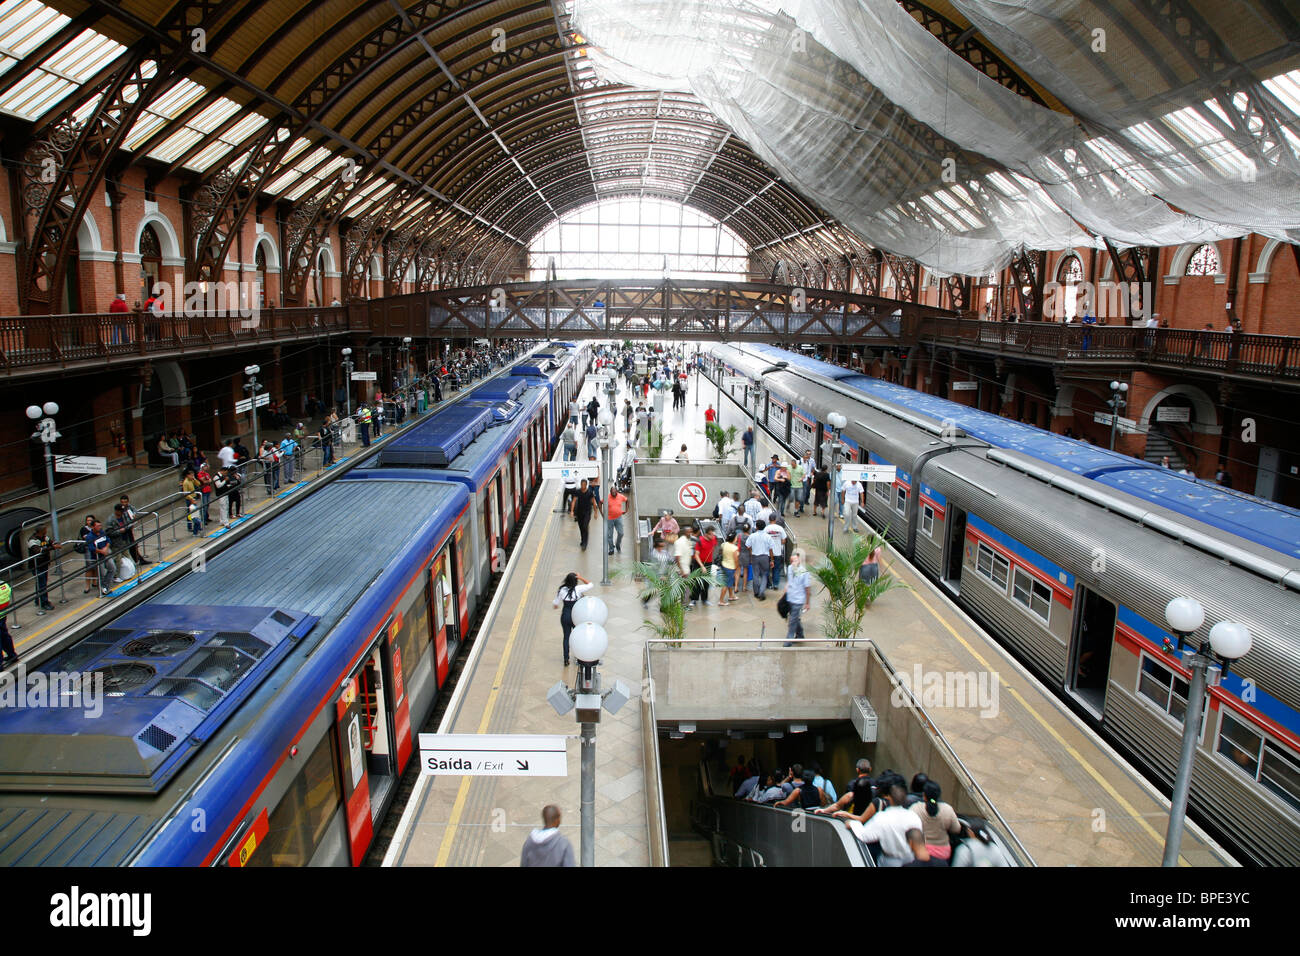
left=842, top=478, right=864, bottom=532
left=743, top=491, right=762, bottom=520
left=847, top=779, right=930, bottom=867
left=748, top=521, right=772, bottom=600
left=217, top=440, right=237, bottom=470
left=552, top=572, right=593, bottom=667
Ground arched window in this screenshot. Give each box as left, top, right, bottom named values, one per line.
left=528, top=197, right=747, bottom=280
left=139, top=224, right=162, bottom=301
left=313, top=249, right=327, bottom=306
left=1057, top=255, right=1084, bottom=284
left=1186, top=244, right=1220, bottom=276
left=1057, top=254, right=1084, bottom=319
left=254, top=243, right=267, bottom=308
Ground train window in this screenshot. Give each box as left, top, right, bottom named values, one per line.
left=1261, top=746, right=1300, bottom=812
left=1138, top=656, right=1206, bottom=737
left=1217, top=710, right=1263, bottom=776
left=895, top=486, right=907, bottom=515
left=392, top=576, right=431, bottom=686
left=1011, top=569, right=1052, bottom=625
left=975, top=543, right=1009, bottom=591
left=244, top=731, right=342, bottom=866
left=921, top=505, right=935, bottom=537
left=875, top=480, right=890, bottom=501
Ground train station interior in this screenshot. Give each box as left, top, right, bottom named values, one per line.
left=0, top=0, right=1295, bottom=894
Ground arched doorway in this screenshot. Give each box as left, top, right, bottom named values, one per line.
left=313, top=248, right=327, bottom=306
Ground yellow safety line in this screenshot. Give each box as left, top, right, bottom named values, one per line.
left=905, top=584, right=1187, bottom=865
left=434, top=508, right=554, bottom=867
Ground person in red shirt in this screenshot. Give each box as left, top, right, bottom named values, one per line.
left=605, top=485, right=628, bottom=554
left=704, top=404, right=717, bottom=427
left=108, top=293, right=128, bottom=313
left=692, top=526, right=717, bottom=606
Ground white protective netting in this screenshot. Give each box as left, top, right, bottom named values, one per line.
left=571, top=0, right=1300, bottom=276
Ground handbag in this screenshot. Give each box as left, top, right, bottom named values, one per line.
left=777, top=593, right=790, bottom=619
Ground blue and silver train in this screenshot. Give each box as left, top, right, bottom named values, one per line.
left=0, top=343, right=588, bottom=866
left=710, top=341, right=1300, bottom=867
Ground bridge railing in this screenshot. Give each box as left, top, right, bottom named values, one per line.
left=0, top=306, right=353, bottom=375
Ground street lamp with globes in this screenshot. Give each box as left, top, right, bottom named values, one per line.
left=244, top=365, right=262, bottom=454
left=825, top=411, right=848, bottom=547
left=545, top=595, right=631, bottom=867
left=341, top=348, right=354, bottom=417
left=27, top=402, right=63, bottom=583
left=1107, top=380, right=1129, bottom=450
left=1161, top=596, right=1252, bottom=866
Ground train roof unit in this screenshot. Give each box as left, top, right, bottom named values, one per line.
left=372, top=382, right=548, bottom=488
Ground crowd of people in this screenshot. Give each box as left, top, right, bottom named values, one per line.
left=729, top=756, right=1010, bottom=867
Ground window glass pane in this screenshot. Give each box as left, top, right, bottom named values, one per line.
left=1261, top=746, right=1300, bottom=811
left=1219, top=709, right=1262, bottom=756
left=391, top=575, right=431, bottom=688
left=992, top=554, right=1009, bottom=589
left=1139, top=671, right=1170, bottom=710
left=977, top=544, right=992, bottom=577
left=245, top=731, right=341, bottom=866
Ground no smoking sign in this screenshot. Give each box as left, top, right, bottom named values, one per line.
left=678, top=481, right=707, bottom=511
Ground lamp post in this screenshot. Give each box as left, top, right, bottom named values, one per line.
left=1161, top=597, right=1251, bottom=867
left=341, top=348, right=354, bottom=417
left=244, top=365, right=262, bottom=455
left=399, top=337, right=412, bottom=415
left=598, top=408, right=614, bottom=586
left=545, top=596, right=631, bottom=867
left=825, top=411, right=848, bottom=548
left=750, top=361, right=788, bottom=474
left=26, top=401, right=65, bottom=603
left=1107, top=379, right=1129, bottom=451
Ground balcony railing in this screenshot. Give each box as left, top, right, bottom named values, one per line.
left=0, top=306, right=355, bottom=376
left=915, top=317, right=1300, bottom=381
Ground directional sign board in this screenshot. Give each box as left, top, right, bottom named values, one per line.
left=1093, top=412, right=1136, bottom=433
left=351, top=371, right=378, bottom=381
left=841, top=464, right=896, bottom=483
left=585, top=374, right=611, bottom=385
left=722, top=376, right=749, bottom=388
left=1156, top=406, right=1190, bottom=423
left=678, top=481, right=708, bottom=510
left=54, top=455, right=107, bottom=476
left=418, top=733, right=567, bottom=777
left=234, top=393, right=271, bottom=413
left=542, top=461, right=600, bottom=481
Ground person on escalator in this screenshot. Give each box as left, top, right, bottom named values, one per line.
left=775, top=768, right=828, bottom=810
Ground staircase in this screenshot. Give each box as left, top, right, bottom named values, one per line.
left=1143, top=427, right=1187, bottom=471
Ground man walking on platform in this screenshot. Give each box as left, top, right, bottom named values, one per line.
left=742, top=426, right=754, bottom=470
left=572, top=478, right=601, bottom=551
left=520, top=805, right=575, bottom=867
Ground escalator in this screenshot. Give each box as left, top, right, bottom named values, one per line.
left=690, top=761, right=873, bottom=867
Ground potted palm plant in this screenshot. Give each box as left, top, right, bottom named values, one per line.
left=704, top=421, right=739, bottom=461
left=626, top=560, right=714, bottom=646
left=807, top=530, right=907, bottom=645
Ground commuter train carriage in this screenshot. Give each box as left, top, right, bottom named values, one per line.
left=0, top=366, right=568, bottom=867
left=364, top=374, right=552, bottom=602
left=709, top=341, right=1300, bottom=866
left=513, top=341, right=588, bottom=434
left=0, top=473, right=472, bottom=866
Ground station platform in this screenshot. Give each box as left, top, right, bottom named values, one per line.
left=5, top=391, right=469, bottom=668
left=386, top=358, right=1234, bottom=867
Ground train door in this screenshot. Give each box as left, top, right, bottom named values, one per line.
left=355, top=642, right=398, bottom=818
left=942, top=507, right=967, bottom=595
left=430, top=552, right=452, bottom=683
left=1068, top=586, right=1116, bottom=718
left=494, top=476, right=506, bottom=550
left=334, top=675, right=373, bottom=865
